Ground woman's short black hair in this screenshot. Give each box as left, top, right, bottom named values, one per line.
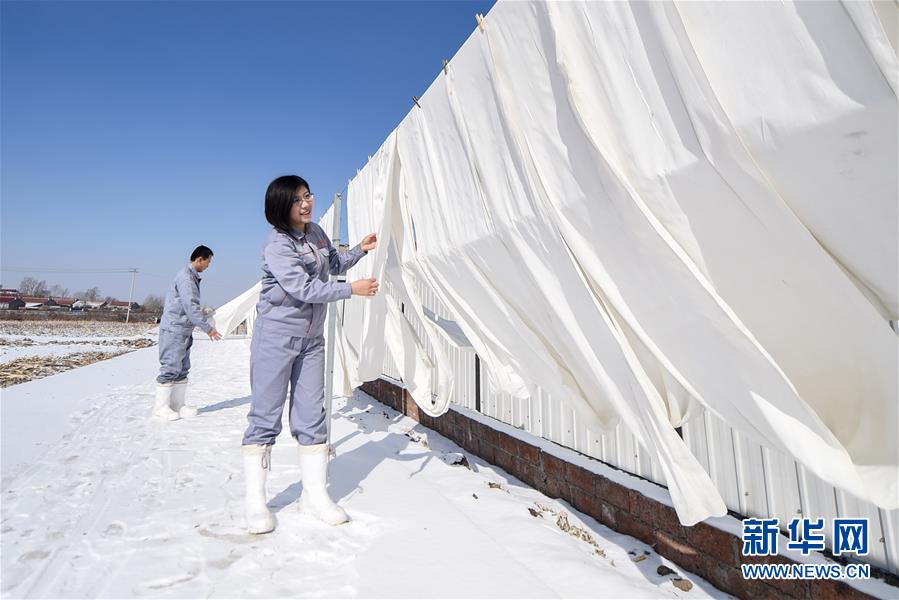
left=191, top=245, right=213, bottom=261
left=265, top=175, right=308, bottom=233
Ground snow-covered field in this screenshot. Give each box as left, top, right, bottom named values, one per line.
left=1, top=336, right=732, bottom=598
left=0, top=322, right=157, bottom=364
left=0, top=341, right=147, bottom=364
left=0, top=320, right=156, bottom=338
left=0, top=321, right=157, bottom=388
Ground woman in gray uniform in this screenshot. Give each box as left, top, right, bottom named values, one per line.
left=243, top=175, right=378, bottom=534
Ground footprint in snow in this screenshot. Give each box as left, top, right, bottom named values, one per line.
left=197, top=526, right=257, bottom=545
left=19, top=549, right=49, bottom=562
left=102, top=522, right=125, bottom=537
left=133, top=572, right=197, bottom=595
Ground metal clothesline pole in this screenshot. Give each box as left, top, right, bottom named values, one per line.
left=324, top=192, right=343, bottom=459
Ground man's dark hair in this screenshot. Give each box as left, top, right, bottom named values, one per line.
left=265, top=175, right=308, bottom=234
left=191, top=245, right=214, bottom=261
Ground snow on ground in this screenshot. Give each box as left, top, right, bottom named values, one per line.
left=1, top=337, right=731, bottom=598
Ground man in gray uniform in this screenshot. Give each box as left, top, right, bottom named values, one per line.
left=154, top=245, right=222, bottom=420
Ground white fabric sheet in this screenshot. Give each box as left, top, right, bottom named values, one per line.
left=344, top=134, right=453, bottom=416
left=211, top=281, right=260, bottom=338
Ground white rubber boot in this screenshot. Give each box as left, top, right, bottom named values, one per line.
left=298, top=444, right=348, bottom=525
left=171, top=380, right=198, bottom=418
left=153, top=384, right=181, bottom=421
left=243, top=445, right=276, bottom=534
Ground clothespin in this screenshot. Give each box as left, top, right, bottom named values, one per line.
left=412, top=96, right=422, bottom=109
left=475, top=13, right=485, bottom=32
left=442, top=58, right=449, bottom=75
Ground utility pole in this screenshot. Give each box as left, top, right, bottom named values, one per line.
left=125, top=269, right=137, bottom=323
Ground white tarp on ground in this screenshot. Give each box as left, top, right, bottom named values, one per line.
left=0, top=339, right=742, bottom=599
left=341, top=0, right=898, bottom=525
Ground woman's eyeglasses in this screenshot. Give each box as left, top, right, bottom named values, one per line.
left=294, top=192, right=314, bottom=204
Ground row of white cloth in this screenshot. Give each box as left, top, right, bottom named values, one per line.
left=224, top=1, right=898, bottom=525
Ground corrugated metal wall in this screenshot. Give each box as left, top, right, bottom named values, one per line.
left=361, top=281, right=898, bottom=577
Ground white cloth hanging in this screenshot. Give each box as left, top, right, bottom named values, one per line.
left=342, top=0, right=898, bottom=523
left=211, top=281, right=261, bottom=338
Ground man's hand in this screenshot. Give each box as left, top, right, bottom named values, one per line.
left=208, top=328, right=223, bottom=341
left=360, top=233, right=377, bottom=253
left=351, top=278, right=379, bottom=297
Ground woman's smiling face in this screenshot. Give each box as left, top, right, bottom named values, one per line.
left=290, top=186, right=314, bottom=230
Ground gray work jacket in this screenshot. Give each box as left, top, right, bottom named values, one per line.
left=256, top=223, right=366, bottom=337
left=161, top=265, right=213, bottom=334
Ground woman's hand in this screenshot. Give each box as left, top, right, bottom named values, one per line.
left=351, top=278, right=379, bottom=297
left=360, top=233, right=377, bottom=253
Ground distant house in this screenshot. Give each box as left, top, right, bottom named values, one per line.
left=107, top=300, right=140, bottom=311
left=53, top=297, right=77, bottom=309
left=0, top=295, right=24, bottom=310
left=19, top=296, right=54, bottom=308
left=0, top=289, right=19, bottom=296
left=84, top=301, right=106, bottom=310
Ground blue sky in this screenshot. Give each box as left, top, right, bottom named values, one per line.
left=1, top=0, right=495, bottom=306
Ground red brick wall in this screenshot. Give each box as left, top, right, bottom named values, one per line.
left=360, top=379, right=885, bottom=600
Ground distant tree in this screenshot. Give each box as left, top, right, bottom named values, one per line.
left=142, top=294, right=165, bottom=312
left=19, top=277, right=49, bottom=296
left=19, top=277, right=38, bottom=295
left=74, top=287, right=102, bottom=302
left=49, top=284, right=69, bottom=298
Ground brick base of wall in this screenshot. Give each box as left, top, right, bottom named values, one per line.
left=360, top=378, right=885, bottom=600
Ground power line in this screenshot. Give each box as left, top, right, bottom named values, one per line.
left=1, top=267, right=138, bottom=274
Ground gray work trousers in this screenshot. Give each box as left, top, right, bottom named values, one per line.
left=157, top=328, right=193, bottom=384
left=242, top=320, right=327, bottom=446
